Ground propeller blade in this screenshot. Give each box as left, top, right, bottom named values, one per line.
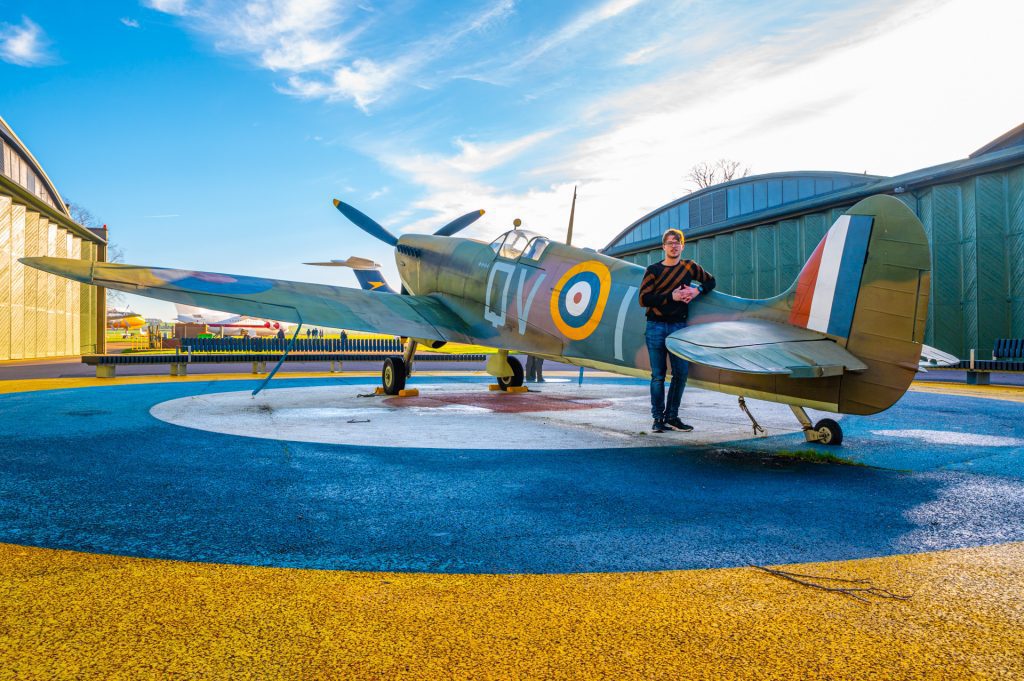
left=434, top=209, right=485, bottom=237
left=333, top=199, right=398, bottom=246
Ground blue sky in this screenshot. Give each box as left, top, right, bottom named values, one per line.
left=1, top=0, right=1021, bottom=319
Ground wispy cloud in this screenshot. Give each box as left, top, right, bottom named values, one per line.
left=283, top=0, right=514, bottom=111
left=147, top=0, right=514, bottom=112
left=0, top=17, right=55, bottom=67
left=506, top=0, right=646, bottom=72
left=368, top=0, right=1023, bottom=250
left=143, top=0, right=191, bottom=16
left=121, top=17, right=141, bottom=29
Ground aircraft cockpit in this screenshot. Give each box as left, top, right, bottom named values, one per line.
left=489, top=230, right=551, bottom=261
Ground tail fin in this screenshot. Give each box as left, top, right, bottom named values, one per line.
left=353, top=269, right=396, bottom=293
left=782, top=195, right=930, bottom=414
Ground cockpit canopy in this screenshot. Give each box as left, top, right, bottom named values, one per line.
left=489, top=230, right=551, bottom=261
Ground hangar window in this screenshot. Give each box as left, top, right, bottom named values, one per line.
left=783, top=179, right=798, bottom=203
left=753, top=183, right=767, bottom=211
left=740, top=184, right=753, bottom=214
left=727, top=188, right=739, bottom=217
left=798, top=178, right=814, bottom=199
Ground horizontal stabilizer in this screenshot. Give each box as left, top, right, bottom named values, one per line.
left=666, top=319, right=868, bottom=378
left=303, top=257, right=382, bottom=269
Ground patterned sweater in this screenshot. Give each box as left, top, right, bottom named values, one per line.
left=639, top=260, right=716, bottom=322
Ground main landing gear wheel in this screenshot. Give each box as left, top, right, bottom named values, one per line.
left=813, top=418, right=843, bottom=446
left=382, top=355, right=407, bottom=395
left=497, top=356, right=524, bottom=391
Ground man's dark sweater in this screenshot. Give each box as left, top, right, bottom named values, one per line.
left=638, top=260, right=716, bottom=322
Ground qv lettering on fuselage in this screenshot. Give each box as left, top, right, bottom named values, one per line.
left=483, top=257, right=637, bottom=363
left=484, top=261, right=546, bottom=334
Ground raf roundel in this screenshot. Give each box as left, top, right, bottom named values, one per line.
left=550, top=261, right=612, bottom=341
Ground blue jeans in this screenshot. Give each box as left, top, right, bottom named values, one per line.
left=646, top=320, right=690, bottom=420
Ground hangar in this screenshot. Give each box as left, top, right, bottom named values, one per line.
left=0, top=115, right=106, bottom=360
left=604, top=124, right=1024, bottom=359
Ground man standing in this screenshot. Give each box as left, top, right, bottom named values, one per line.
left=639, top=228, right=716, bottom=433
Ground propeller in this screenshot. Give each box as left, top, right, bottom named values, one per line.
left=333, top=199, right=398, bottom=246
left=333, top=199, right=486, bottom=244
left=434, top=209, right=486, bottom=237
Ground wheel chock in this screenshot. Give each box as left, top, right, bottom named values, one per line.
left=506, top=386, right=529, bottom=393
left=374, top=386, right=420, bottom=397
left=488, top=384, right=503, bottom=391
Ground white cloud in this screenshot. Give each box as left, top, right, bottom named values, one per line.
left=377, top=0, right=1024, bottom=250
left=510, top=0, right=646, bottom=70
left=284, top=0, right=514, bottom=111
left=148, top=0, right=513, bottom=110
left=283, top=57, right=403, bottom=111
left=146, top=0, right=350, bottom=72
left=120, top=17, right=141, bottom=28
left=0, top=17, right=55, bottom=67
left=143, top=0, right=191, bottom=16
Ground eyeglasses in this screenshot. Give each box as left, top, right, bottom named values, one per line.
left=663, top=241, right=681, bottom=247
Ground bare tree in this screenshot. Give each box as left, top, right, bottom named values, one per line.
left=66, top=201, right=125, bottom=304
left=686, top=159, right=751, bottom=190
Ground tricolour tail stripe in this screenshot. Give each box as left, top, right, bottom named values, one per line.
left=789, top=214, right=873, bottom=339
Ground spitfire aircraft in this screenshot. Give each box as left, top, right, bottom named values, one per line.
left=22, top=194, right=929, bottom=446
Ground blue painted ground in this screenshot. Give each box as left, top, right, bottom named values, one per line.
left=1, top=377, right=1022, bottom=573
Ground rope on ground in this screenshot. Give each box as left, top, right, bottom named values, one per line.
left=749, top=564, right=912, bottom=604
left=737, top=396, right=766, bottom=437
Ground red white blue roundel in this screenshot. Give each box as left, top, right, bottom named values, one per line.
left=550, top=261, right=612, bottom=341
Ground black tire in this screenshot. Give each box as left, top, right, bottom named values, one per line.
left=813, top=418, right=843, bottom=446
left=497, top=355, right=525, bottom=390
left=382, top=355, right=407, bottom=395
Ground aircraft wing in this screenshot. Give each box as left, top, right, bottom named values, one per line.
left=666, top=318, right=869, bottom=378
left=21, top=257, right=476, bottom=343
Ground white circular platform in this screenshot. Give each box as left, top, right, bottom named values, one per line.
left=149, top=382, right=811, bottom=450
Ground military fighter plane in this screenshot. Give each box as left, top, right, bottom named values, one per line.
left=21, top=194, right=929, bottom=446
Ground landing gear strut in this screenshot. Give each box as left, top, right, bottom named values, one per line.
left=790, top=405, right=843, bottom=445
left=485, top=349, right=524, bottom=390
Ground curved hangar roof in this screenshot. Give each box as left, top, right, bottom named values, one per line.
left=0, top=114, right=70, bottom=218
left=604, top=171, right=880, bottom=257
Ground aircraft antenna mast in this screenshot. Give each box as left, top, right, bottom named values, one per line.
left=566, top=185, right=577, bottom=246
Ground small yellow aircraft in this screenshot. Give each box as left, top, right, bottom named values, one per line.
left=106, top=308, right=146, bottom=331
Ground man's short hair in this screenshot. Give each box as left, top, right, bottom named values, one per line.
left=662, top=228, right=684, bottom=246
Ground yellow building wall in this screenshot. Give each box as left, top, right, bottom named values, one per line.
left=0, top=196, right=10, bottom=359
left=10, top=202, right=25, bottom=359
left=0, top=192, right=101, bottom=361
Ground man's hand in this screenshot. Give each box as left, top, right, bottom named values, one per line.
left=677, top=285, right=699, bottom=303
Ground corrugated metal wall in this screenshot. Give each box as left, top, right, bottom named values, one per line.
left=0, top=192, right=98, bottom=360
left=624, top=164, right=1024, bottom=359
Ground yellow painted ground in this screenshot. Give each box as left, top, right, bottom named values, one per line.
left=0, top=542, right=1021, bottom=679
left=0, top=371, right=603, bottom=395
left=910, top=381, right=1024, bottom=403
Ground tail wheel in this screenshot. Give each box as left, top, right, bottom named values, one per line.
left=497, top=356, right=524, bottom=391
left=813, top=418, right=843, bottom=446
left=382, top=356, right=407, bottom=395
